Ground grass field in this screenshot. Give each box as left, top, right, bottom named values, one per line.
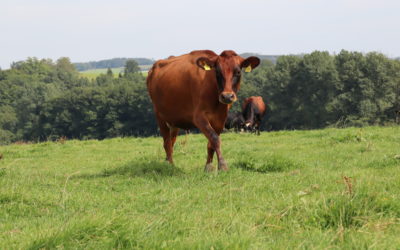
left=79, top=66, right=150, bottom=79
left=1, top=126, right=400, bottom=249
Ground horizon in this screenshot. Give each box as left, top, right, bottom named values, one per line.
left=3, top=50, right=399, bottom=70
left=2, top=0, right=400, bottom=69
left=57, top=50, right=400, bottom=64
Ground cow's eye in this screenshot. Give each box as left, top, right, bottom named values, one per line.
left=235, top=70, right=241, bottom=76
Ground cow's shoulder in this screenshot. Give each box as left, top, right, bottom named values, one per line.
left=189, top=50, right=218, bottom=58
left=153, top=56, right=178, bottom=69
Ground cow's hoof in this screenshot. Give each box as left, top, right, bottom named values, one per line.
left=218, top=160, right=229, bottom=171
left=204, top=163, right=217, bottom=172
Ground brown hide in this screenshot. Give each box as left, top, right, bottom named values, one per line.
left=242, top=96, right=266, bottom=117
left=242, top=96, right=266, bottom=135
left=147, top=50, right=260, bottom=171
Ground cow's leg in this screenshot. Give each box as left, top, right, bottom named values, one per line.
left=255, top=116, right=261, bottom=135
left=170, top=127, right=180, bottom=151
left=194, top=117, right=228, bottom=172
left=205, top=141, right=216, bottom=172
left=156, top=116, right=175, bottom=164
left=213, top=129, right=228, bottom=171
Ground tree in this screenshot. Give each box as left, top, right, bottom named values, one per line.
left=293, top=51, right=340, bottom=128
left=334, top=50, right=398, bottom=126
left=260, top=55, right=302, bottom=130
left=107, top=68, right=113, bottom=77
left=0, top=105, right=17, bottom=144
left=124, top=60, right=140, bottom=76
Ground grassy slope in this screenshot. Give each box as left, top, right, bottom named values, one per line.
left=79, top=67, right=124, bottom=79
left=1, top=126, right=400, bottom=249
left=79, top=67, right=150, bottom=79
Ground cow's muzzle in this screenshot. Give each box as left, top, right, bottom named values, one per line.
left=219, top=92, right=237, bottom=104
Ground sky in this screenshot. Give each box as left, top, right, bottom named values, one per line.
left=1, top=0, right=399, bottom=69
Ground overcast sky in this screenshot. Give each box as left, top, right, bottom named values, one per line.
left=1, top=0, right=399, bottom=69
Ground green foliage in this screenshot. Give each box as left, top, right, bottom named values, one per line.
left=0, top=105, right=17, bottom=145
left=106, top=67, right=113, bottom=77
left=332, top=50, right=399, bottom=126
left=124, top=59, right=141, bottom=77
left=1, top=51, right=400, bottom=144
left=245, top=50, right=400, bottom=130
left=0, top=58, right=156, bottom=143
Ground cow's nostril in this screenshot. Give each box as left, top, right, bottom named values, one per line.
left=223, top=93, right=234, bottom=100
left=220, top=92, right=236, bottom=104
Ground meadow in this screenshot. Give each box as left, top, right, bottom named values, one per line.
left=79, top=66, right=150, bottom=79
left=1, top=126, right=400, bottom=249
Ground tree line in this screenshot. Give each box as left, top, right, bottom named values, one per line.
left=239, top=50, right=400, bottom=130
left=0, top=58, right=156, bottom=144
left=0, top=50, right=399, bottom=144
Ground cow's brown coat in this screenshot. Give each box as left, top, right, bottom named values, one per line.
left=242, top=96, right=266, bottom=134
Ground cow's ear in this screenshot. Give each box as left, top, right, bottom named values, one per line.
left=241, top=56, right=260, bottom=72
left=196, top=57, right=215, bottom=71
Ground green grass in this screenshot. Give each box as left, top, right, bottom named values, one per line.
left=79, top=67, right=123, bottom=79
left=1, top=126, right=400, bottom=249
left=79, top=66, right=150, bottom=79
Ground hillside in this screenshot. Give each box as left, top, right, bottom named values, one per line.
left=73, top=54, right=399, bottom=72
left=73, top=53, right=282, bottom=72
left=1, top=126, right=400, bottom=248
left=240, top=53, right=281, bottom=64
left=73, top=57, right=155, bottom=71
left=79, top=67, right=149, bottom=79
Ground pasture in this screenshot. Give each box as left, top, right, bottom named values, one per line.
left=79, top=66, right=150, bottom=79
left=79, top=67, right=124, bottom=79
left=1, top=126, right=400, bottom=249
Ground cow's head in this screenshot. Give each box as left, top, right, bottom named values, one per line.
left=196, top=51, right=260, bottom=104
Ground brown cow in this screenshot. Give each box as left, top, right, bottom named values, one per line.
left=147, top=50, right=260, bottom=172
left=242, top=96, right=266, bottom=135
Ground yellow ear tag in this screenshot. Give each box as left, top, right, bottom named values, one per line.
left=245, top=65, right=252, bottom=72
left=203, top=64, right=211, bottom=71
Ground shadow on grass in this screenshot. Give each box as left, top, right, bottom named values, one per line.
left=75, top=160, right=184, bottom=180
left=28, top=218, right=140, bottom=249
left=233, top=155, right=302, bottom=173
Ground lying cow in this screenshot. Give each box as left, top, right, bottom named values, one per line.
left=242, top=96, right=266, bottom=135
left=147, top=50, right=260, bottom=171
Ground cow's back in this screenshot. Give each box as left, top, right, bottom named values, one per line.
left=147, top=50, right=219, bottom=128
left=242, top=96, right=266, bottom=116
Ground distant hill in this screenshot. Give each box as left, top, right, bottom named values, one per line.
left=73, top=54, right=283, bottom=72
left=240, top=53, right=281, bottom=64
left=74, top=58, right=155, bottom=71
left=71, top=53, right=400, bottom=72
